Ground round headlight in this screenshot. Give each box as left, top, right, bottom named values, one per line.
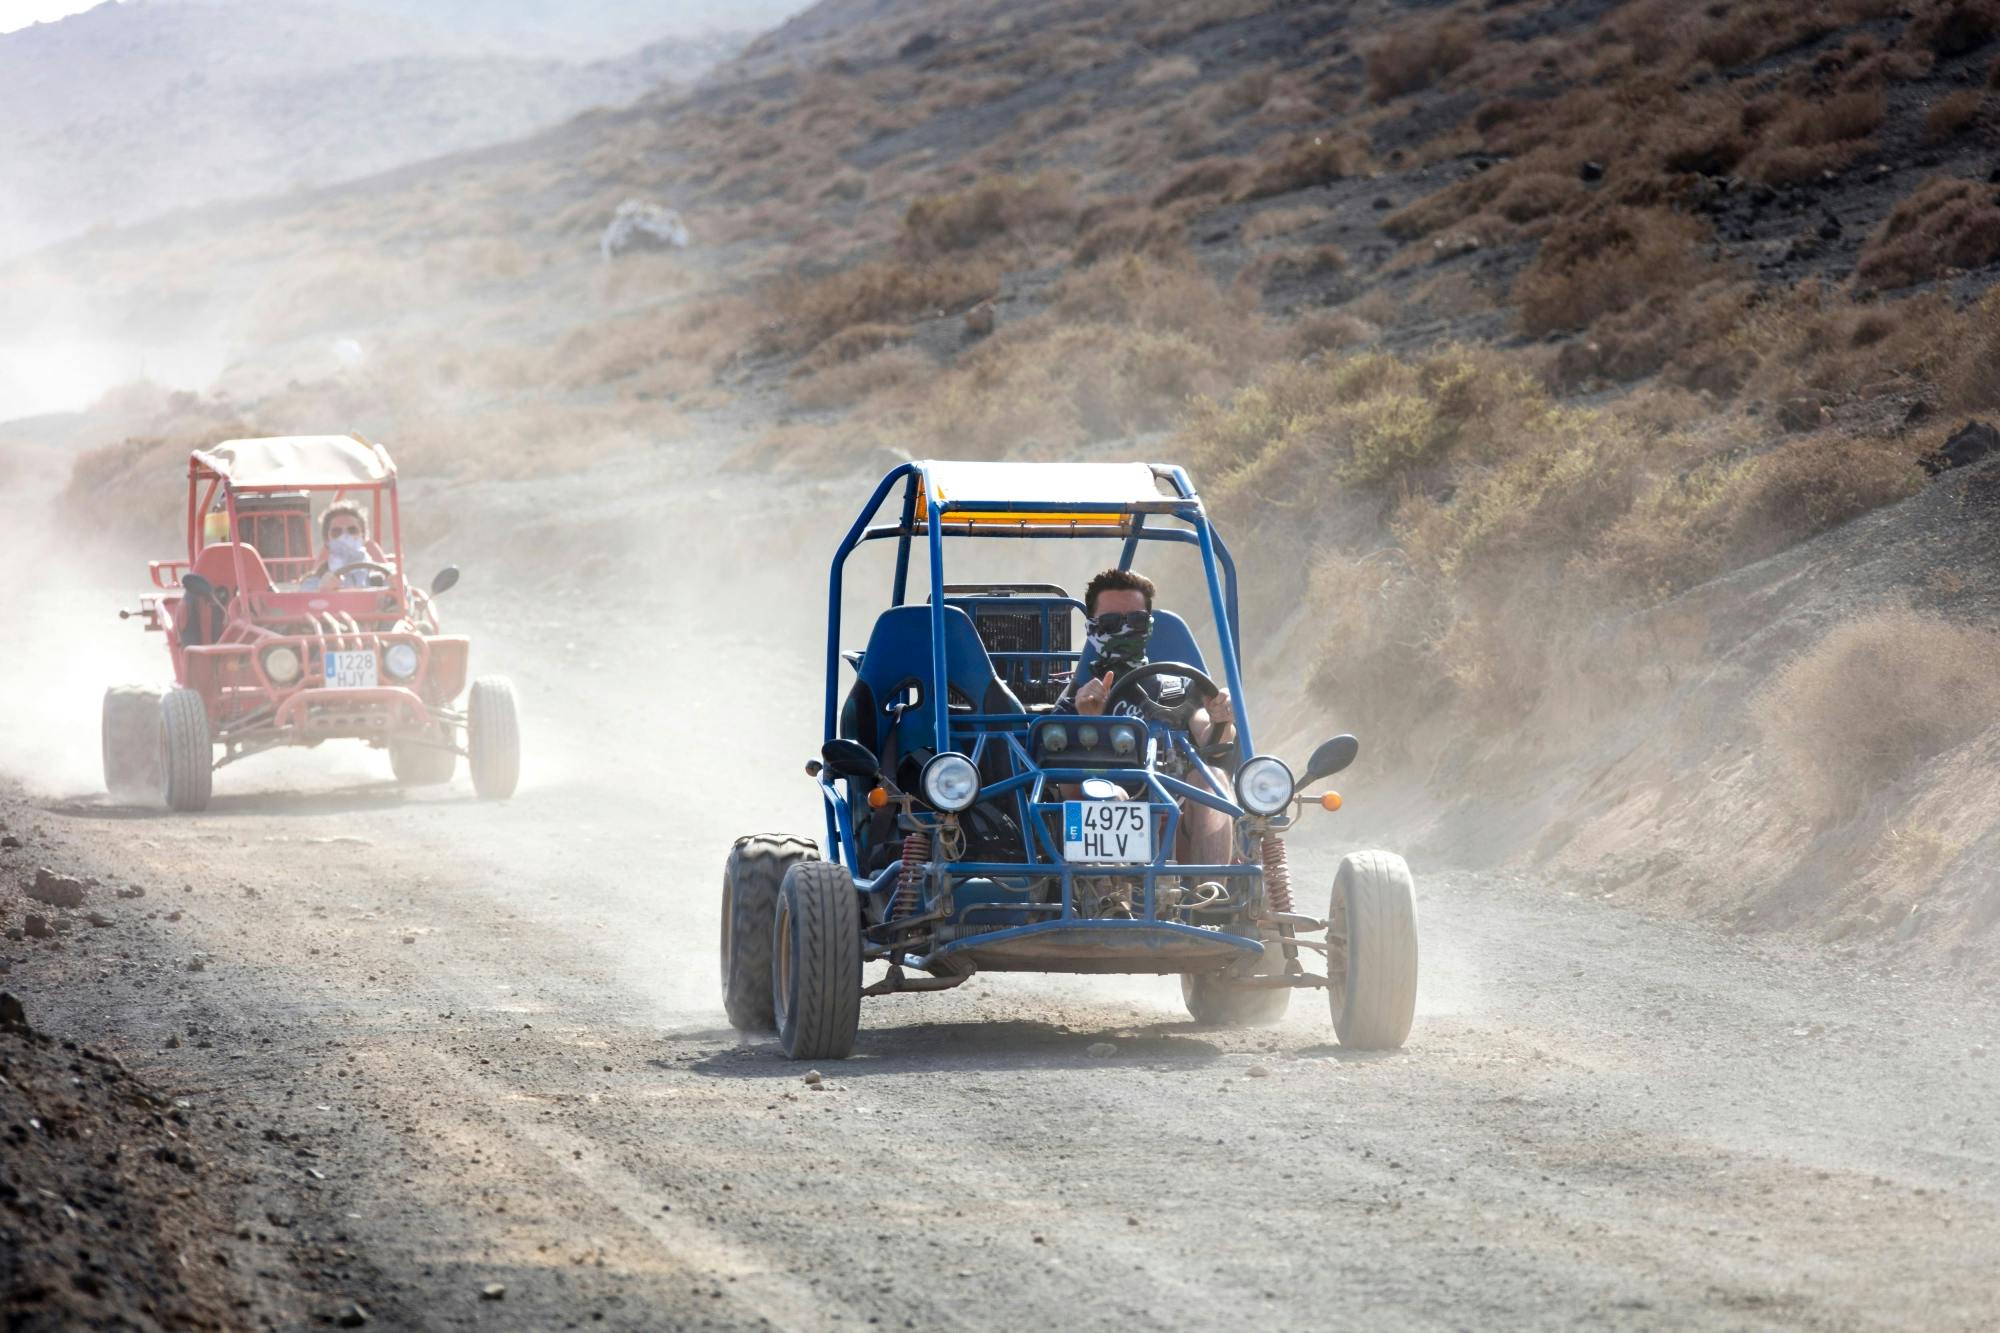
left=1110, top=724, right=1137, bottom=756
left=384, top=642, right=420, bottom=680
left=920, top=752, right=980, bottom=812
left=1077, top=724, right=1099, bottom=750
left=262, top=645, right=302, bottom=685
left=1041, top=724, right=1068, bottom=754
left=1234, top=755, right=1295, bottom=816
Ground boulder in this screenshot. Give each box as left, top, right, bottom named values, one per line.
left=600, top=199, right=689, bottom=261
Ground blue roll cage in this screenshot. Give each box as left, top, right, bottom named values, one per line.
left=818, top=464, right=1264, bottom=960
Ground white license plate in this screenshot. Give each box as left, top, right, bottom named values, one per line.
left=324, top=650, right=379, bottom=689
left=1062, top=800, right=1153, bottom=864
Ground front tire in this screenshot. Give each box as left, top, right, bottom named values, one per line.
left=1328, top=851, right=1418, bottom=1050
left=772, top=860, right=862, bottom=1061
left=158, top=686, right=213, bottom=813
left=1181, top=972, right=1290, bottom=1026
left=466, top=676, right=520, bottom=799
left=721, top=835, right=818, bottom=1033
left=102, top=685, right=162, bottom=799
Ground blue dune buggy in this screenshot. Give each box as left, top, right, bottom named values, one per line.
left=722, top=461, right=1418, bottom=1060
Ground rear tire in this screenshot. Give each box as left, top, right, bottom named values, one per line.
left=390, top=731, right=457, bottom=786
left=772, top=860, right=862, bottom=1061
left=102, top=685, right=162, bottom=799
left=1328, top=851, right=1418, bottom=1050
left=1181, top=972, right=1290, bottom=1026
left=466, top=676, right=520, bottom=799
left=721, top=835, right=818, bottom=1033
left=158, top=686, right=213, bottom=813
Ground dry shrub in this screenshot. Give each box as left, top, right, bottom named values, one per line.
left=1756, top=608, right=2000, bottom=820
left=1493, top=171, right=1586, bottom=225
left=1739, top=285, right=1954, bottom=405
left=1152, top=158, right=1246, bottom=207
left=1285, top=312, right=1376, bottom=358
left=1515, top=207, right=1712, bottom=336
left=1925, top=89, right=1987, bottom=140
left=1134, top=55, right=1201, bottom=86
left=1740, top=90, right=1884, bottom=185
left=1593, top=433, right=1923, bottom=598
left=1048, top=254, right=1253, bottom=338
left=762, top=258, right=1000, bottom=355
left=1855, top=177, right=2000, bottom=290
left=1366, top=18, right=1476, bottom=102
left=1240, top=133, right=1371, bottom=200
left=790, top=346, right=931, bottom=410
left=1237, top=244, right=1347, bottom=294
left=1073, top=208, right=1186, bottom=265
left=1904, top=0, right=2000, bottom=58
left=1943, top=286, right=2000, bottom=406
left=1553, top=281, right=1755, bottom=393
left=1180, top=345, right=1550, bottom=520
left=1242, top=207, right=1322, bottom=244
left=898, top=172, right=1077, bottom=259
left=797, top=323, right=911, bottom=374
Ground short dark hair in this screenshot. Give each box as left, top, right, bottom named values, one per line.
left=1084, top=567, right=1155, bottom=616
left=320, top=500, right=369, bottom=542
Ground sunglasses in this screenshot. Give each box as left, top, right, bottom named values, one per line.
left=1089, top=611, right=1153, bottom=636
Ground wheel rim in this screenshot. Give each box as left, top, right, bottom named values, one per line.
left=773, top=898, right=794, bottom=1029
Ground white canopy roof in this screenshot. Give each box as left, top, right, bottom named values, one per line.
left=192, top=435, right=395, bottom=487
left=919, top=461, right=1187, bottom=511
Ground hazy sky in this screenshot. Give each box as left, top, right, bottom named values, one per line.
left=0, top=0, right=111, bottom=34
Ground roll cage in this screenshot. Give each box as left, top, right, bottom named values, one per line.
left=822, top=461, right=1267, bottom=964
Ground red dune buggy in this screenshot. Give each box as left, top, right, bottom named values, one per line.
left=102, top=434, right=520, bottom=811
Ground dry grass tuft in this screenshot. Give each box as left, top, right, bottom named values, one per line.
left=762, top=259, right=1000, bottom=356
left=1756, top=608, right=2000, bottom=821
left=1152, top=158, right=1245, bottom=207
left=1924, top=89, right=1987, bottom=141
left=1855, top=177, right=2000, bottom=290
left=1904, top=0, right=2000, bottom=58
left=899, top=172, right=1077, bottom=258
left=1240, top=133, right=1371, bottom=200
left=1515, top=207, right=1713, bottom=336
left=1366, top=18, right=1476, bottom=102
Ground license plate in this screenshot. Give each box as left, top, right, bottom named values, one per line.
left=324, top=650, right=378, bottom=689
left=1062, top=801, right=1153, bottom=864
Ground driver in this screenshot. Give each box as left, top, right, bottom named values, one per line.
left=1055, top=568, right=1236, bottom=865
left=306, top=501, right=377, bottom=591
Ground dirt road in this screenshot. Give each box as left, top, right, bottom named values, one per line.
left=7, top=615, right=1999, bottom=1329
left=4, top=457, right=1997, bottom=1330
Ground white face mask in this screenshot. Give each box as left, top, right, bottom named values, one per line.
left=327, top=533, right=366, bottom=567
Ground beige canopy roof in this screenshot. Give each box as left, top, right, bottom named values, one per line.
left=918, top=461, right=1189, bottom=518
left=192, top=435, right=395, bottom=487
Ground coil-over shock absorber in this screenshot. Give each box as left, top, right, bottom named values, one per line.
left=1260, top=833, right=1293, bottom=915
left=891, top=830, right=930, bottom=920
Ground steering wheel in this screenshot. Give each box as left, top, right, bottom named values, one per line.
left=1101, top=660, right=1219, bottom=715
left=1101, top=661, right=1238, bottom=762
left=322, top=561, right=397, bottom=588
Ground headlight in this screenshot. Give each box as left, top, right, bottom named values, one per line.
left=1077, top=724, right=1099, bottom=750
left=1041, top=724, right=1068, bottom=754
left=383, top=642, right=420, bottom=680
left=1234, top=755, right=1295, bottom=815
left=262, top=645, right=302, bottom=685
left=1110, top=724, right=1137, bottom=756
left=920, top=752, right=980, bottom=812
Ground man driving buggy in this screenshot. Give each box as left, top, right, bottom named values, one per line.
left=1054, top=568, right=1238, bottom=866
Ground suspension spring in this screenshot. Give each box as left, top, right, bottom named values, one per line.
left=892, top=831, right=930, bottom=920
left=1260, top=834, right=1293, bottom=915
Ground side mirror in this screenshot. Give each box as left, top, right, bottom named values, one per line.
left=430, top=565, right=460, bottom=596
left=180, top=572, right=224, bottom=607
left=1297, top=734, right=1360, bottom=792
left=819, top=738, right=880, bottom=781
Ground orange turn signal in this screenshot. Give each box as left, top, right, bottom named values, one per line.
left=1320, top=791, right=1343, bottom=812
left=867, top=786, right=890, bottom=810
